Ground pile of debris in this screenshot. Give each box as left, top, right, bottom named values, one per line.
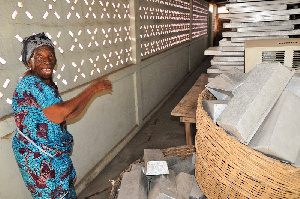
left=204, top=62, right=300, bottom=167
left=116, top=149, right=206, bottom=199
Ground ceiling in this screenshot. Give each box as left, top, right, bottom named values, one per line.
left=204, top=0, right=230, bottom=7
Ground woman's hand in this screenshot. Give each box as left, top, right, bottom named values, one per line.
left=90, top=76, right=113, bottom=93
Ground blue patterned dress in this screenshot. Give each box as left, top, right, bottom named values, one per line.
left=12, top=75, right=77, bottom=199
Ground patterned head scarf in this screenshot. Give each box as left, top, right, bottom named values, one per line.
left=21, top=32, right=55, bottom=66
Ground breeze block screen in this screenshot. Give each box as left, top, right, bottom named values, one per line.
left=0, top=0, right=133, bottom=117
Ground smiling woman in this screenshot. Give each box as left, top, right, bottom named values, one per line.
left=27, top=45, right=57, bottom=85
left=12, top=32, right=113, bottom=199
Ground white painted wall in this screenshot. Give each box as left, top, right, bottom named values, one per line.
left=141, top=47, right=190, bottom=118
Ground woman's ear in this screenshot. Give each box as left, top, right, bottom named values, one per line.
left=27, top=58, right=33, bottom=70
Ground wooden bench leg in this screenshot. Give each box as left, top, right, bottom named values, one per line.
left=185, top=122, right=192, bottom=145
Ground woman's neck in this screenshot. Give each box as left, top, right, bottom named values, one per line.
left=24, top=70, right=52, bottom=86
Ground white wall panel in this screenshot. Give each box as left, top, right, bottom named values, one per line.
left=141, top=47, right=189, bottom=118
left=68, top=73, right=136, bottom=181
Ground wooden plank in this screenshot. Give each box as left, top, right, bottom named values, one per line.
left=229, top=15, right=289, bottom=23
left=231, top=36, right=289, bottom=43
left=219, top=40, right=245, bottom=47
left=237, top=25, right=294, bottom=33
left=228, top=4, right=287, bottom=14
left=219, top=65, right=244, bottom=71
left=184, top=123, right=192, bottom=145
left=237, top=0, right=300, bottom=3
left=212, top=56, right=244, bottom=62
left=207, top=66, right=243, bottom=73
left=224, top=19, right=300, bottom=29
left=223, top=29, right=300, bottom=38
left=204, top=47, right=244, bottom=56
left=180, top=117, right=196, bottom=123
left=220, top=46, right=245, bottom=52
left=205, top=46, right=245, bottom=52
left=219, top=9, right=300, bottom=20
left=211, top=60, right=244, bottom=66
left=171, top=73, right=209, bottom=118
left=205, top=51, right=244, bottom=56
left=226, top=0, right=300, bottom=9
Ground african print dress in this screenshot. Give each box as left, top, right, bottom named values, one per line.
left=12, top=75, right=76, bottom=199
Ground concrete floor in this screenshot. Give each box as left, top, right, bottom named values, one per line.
left=78, top=56, right=211, bottom=199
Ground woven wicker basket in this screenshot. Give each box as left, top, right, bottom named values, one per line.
left=109, top=145, right=196, bottom=199
left=195, top=88, right=300, bottom=198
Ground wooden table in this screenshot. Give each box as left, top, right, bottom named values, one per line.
left=171, top=73, right=209, bottom=145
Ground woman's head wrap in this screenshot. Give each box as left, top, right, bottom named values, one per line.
left=21, top=32, right=55, bottom=66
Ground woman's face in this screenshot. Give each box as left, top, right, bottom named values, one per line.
left=28, top=45, right=56, bottom=83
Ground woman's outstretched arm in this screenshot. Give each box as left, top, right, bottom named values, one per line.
left=43, top=77, right=112, bottom=124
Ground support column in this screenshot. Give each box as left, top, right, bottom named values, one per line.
left=130, top=0, right=142, bottom=125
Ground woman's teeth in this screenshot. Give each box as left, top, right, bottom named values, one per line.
left=42, top=69, right=52, bottom=74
